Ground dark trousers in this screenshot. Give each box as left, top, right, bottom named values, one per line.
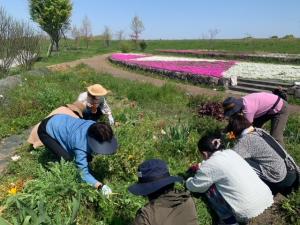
left=246, top=158, right=297, bottom=196
left=253, top=101, right=289, bottom=146
left=37, top=116, right=73, bottom=161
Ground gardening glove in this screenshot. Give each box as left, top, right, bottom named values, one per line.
left=101, top=184, right=112, bottom=198
left=108, top=114, right=115, bottom=126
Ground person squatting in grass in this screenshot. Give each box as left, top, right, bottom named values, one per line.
left=223, top=92, right=289, bottom=146
left=227, top=114, right=299, bottom=196
left=77, top=84, right=115, bottom=125
left=27, top=101, right=85, bottom=149
left=128, top=159, right=199, bottom=225
left=185, top=133, right=273, bottom=225
left=37, top=114, right=118, bottom=197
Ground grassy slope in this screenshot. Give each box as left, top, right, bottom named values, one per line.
left=0, top=65, right=299, bottom=224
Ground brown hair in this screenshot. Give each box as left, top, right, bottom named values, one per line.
left=227, top=114, right=252, bottom=137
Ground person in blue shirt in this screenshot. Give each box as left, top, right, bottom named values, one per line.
left=37, top=114, right=118, bottom=196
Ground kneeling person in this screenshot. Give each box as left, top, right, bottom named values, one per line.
left=128, top=159, right=199, bottom=225
left=38, top=114, right=118, bottom=196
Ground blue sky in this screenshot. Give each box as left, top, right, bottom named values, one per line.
left=0, top=0, right=299, bottom=39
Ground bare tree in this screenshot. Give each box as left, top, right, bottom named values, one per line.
left=208, top=29, right=220, bottom=40
left=14, top=21, right=40, bottom=70
left=80, top=16, right=92, bottom=48
left=130, top=15, right=144, bottom=46
left=0, top=7, right=20, bottom=76
left=116, top=30, right=125, bottom=41
left=102, top=26, right=112, bottom=47
left=0, top=7, right=40, bottom=76
left=71, top=25, right=81, bottom=48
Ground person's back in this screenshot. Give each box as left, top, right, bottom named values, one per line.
left=233, top=130, right=287, bottom=183
left=133, top=190, right=198, bottom=225
left=187, top=149, right=273, bottom=221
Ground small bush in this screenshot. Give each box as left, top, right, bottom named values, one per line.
left=120, top=42, right=131, bottom=53
left=282, top=34, right=295, bottom=39
left=270, top=35, right=278, bottom=39
left=139, top=40, right=147, bottom=51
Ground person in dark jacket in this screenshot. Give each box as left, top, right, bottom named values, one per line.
left=223, top=92, right=289, bottom=146
left=128, top=159, right=199, bottom=225
left=37, top=114, right=118, bottom=197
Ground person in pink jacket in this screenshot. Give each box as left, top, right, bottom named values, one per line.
left=223, top=92, right=289, bottom=146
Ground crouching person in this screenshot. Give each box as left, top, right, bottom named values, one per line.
left=128, top=159, right=199, bottom=225
left=186, top=134, right=273, bottom=225
left=37, top=114, right=118, bottom=197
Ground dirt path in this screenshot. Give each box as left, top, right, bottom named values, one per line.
left=48, top=54, right=300, bottom=114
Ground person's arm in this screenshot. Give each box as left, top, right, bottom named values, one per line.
left=100, top=98, right=112, bottom=115
left=74, top=149, right=99, bottom=188
left=186, top=167, right=213, bottom=193
left=101, top=98, right=114, bottom=125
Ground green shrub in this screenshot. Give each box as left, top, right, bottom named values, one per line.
left=120, top=42, right=131, bottom=53
left=139, top=40, right=147, bottom=51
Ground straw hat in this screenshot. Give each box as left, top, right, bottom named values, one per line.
left=87, top=84, right=108, bottom=96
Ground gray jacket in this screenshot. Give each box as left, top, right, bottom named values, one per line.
left=233, top=129, right=287, bottom=183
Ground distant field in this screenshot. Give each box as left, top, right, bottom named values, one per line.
left=145, top=39, right=300, bottom=54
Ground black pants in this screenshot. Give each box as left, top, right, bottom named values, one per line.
left=37, top=116, right=73, bottom=161
left=246, top=158, right=297, bottom=196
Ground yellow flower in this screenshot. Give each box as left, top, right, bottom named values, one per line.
left=8, top=187, right=17, bottom=195
left=128, top=155, right=134, bottom=160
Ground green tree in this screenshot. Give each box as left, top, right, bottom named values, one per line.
left=29, top=0, right=72, bottom=56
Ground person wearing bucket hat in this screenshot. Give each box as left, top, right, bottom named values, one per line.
left=223, top=92, right=289, bottom=146
left=37, top=114, right=118, bottom=197
left=186, top=133, right=273, bottom=224
left=128, top=159, right=199, bottom=225
left=77, top=84, right=115, bottom=125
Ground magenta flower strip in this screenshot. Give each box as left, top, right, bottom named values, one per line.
left=110, top=53, right=235, bottom=78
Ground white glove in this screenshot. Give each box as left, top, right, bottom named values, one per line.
left=101, top=184, right=112, bottom=198
left=108, top=115, right=115, bottom=126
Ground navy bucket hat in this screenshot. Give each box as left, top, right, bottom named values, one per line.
left=223, top=97, right=243, bottom=117
left=128, top=159, right=183, bottom=196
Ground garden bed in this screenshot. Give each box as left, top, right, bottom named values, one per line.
left=157, top=49, right=300, bottom=64
left=110, top=53, right=300, bottom=82
left=109, top=53, right=235, bottom=86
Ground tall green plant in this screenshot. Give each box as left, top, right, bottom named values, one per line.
left=29, top=0, right=72, bottom=56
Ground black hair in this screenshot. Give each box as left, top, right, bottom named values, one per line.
left=147, top=183, right=175, bottom=200
left=88, top=122, right=113, bottom=142
left=227, top=114, right=252, bottom=137
left=198, top=132, right=225, bottom=153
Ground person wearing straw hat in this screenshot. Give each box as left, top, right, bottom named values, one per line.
left=37, top=114, right=118, bottom=197
left=78, top=84, right=115, bottom=125
left=222, top=92, right=289, bottom=146
left=128, top=159, right=199, bottom=225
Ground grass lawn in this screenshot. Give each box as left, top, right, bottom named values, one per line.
left=0, top=65, right=299, bottom=224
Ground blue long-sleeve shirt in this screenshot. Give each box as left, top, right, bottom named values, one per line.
left=46, top=114, right=98, bottom=186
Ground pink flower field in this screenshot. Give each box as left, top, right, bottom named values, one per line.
left=110, top=53, right=236, bottom=78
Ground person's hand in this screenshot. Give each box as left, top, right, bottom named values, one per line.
left=187, top=163, right=201, bottom=174
left=101, top=184, right=112, bottom=198
left=108, top=115, right=115, bottom=126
